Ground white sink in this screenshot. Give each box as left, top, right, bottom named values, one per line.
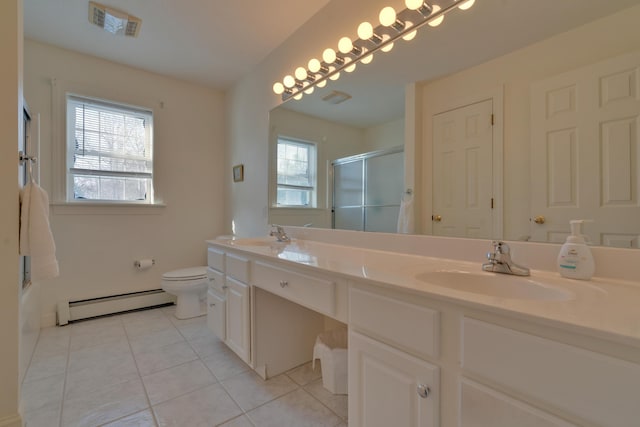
left=415, top=270, right=573, bottom=301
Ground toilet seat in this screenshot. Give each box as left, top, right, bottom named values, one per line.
left=162, top=266, right=208, bottom=282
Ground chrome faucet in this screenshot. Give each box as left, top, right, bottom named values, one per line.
left=269, top=224, right=291, bottom=242
left=482, top=241, right=530, bottom=276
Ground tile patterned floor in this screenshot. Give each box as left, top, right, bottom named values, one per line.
left=21, top=306, right=347, bottom=427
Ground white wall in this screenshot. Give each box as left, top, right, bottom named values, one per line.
left=418, top=4, right=640, bottom=240
left=24, top=40, right=226, bottom=325
left=0, top=0, right=23, bottom=425
left=363, top=117, right=404, bottom=152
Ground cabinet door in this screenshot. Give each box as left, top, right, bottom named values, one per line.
left=206, top=289, right=225, bottom=341
left=349, top=331, right=439, bottom=427
left=226, top=277, right=250, bottom=363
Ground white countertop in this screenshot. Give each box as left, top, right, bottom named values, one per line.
left=207, top=236, right=640, bottom=348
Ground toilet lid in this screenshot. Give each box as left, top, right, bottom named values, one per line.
left=162, top=266, right=208, bottom=281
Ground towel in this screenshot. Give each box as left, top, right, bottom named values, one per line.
left=396, top=194, right=415, bottom=234
left=20, top=181, right=59, bottom=280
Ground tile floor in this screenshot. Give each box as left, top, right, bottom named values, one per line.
left=21, top=306, right=348, bottom=427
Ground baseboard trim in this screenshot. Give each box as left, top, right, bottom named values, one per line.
left=0, top=413, right=22, bottom=427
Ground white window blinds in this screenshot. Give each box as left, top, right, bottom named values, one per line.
left=66, top=95, right=154, bottom=202
left=276, top=138, right=316, bottom=207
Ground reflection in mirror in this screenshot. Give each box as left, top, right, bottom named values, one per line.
left=269, top=0, right=640, bottom=248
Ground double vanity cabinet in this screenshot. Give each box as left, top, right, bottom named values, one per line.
left=206, top=237, right=640, bottom=427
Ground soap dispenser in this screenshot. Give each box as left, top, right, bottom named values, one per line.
left=556, top=220, right=595, bottom=280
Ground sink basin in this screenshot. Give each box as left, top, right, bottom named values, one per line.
left=228, top=238, right=288, bottom=247
left=415, top=270, right=573, bottom=301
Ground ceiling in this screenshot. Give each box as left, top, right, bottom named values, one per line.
left=23, top=0, right=331, bottom=89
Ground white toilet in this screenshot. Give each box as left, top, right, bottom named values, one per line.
left=161, top=266, right=208, bottom=319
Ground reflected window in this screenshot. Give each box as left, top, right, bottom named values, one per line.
left=276, top=137, right=316, bottom=207
left=66, top=94, right=154, bottom=203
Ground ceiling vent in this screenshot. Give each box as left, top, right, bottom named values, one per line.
left=89, top=1, right=141, bottom=37
left=322, top=91, right=352, bottom=105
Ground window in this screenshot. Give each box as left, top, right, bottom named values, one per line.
left=276, top=137, right=317, bottom=207
left=66, top=94, right=154, bottom=203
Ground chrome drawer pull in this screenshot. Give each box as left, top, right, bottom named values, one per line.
left=280, top=280, right=289, bottom=288
left=209, top=303, right=216, bottom=307
left=417, top=384, right=430, bottom=399
left=222, top=285, right=228, bottom=290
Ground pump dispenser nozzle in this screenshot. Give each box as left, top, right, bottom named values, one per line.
left=567, top=219, right=593, bottom=244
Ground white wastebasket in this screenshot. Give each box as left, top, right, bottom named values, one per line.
left=312, top=328, right=348, bottom=395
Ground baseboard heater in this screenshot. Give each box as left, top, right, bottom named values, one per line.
left=57, top=289, right=175, bottom=325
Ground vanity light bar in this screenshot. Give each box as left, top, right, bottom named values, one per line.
left=273, top=0, right=476, bottom=101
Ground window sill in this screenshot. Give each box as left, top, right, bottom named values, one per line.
left=51, top=202, right=166, bottom=215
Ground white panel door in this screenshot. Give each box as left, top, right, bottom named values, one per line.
left=225, top=276, right=250, bottom=363
left=432, top=99, right=494, bottom=238
left=349, top=331, right=439, bottom=427
left=531, top=51, right=640, bottom=247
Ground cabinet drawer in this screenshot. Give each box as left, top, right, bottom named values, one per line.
left=350, top=287, right=439, bottom=359
left=253, top=261, right=336, bottom=316
left=207, top=267, right=225, bottom=293
left=226, top=253, right=250, bottom=283
left=206, top=289, right=225, bottom=341
left=207, top=247, right=225, bottom=271
left=463, top=318, right=640, bottom=427
left=460, top=379, right=576, bottom=427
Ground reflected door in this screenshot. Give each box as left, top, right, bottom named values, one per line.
left=530, top=51, right=640, bottom=247
left=432, top=99, right=494, bottom=238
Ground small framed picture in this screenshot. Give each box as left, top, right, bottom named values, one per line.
left=233, top=164, right=244, bottom=182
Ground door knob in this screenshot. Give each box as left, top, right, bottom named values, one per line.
left=432, top=215, right=442, bottom=222
left=417, top=384, right=430, bottom=399
left=533, top=215, right=546, bottom=224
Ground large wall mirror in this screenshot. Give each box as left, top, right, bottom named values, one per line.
left=269, top=0, right=640, bottom=248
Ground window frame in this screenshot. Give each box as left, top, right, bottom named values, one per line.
left=275, top=136, right=318, bottom=208
left=65, top=93, right=155, bottom=204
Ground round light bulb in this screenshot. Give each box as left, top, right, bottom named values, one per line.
left=304, top=86, right=314, bottom=95
left=338, top=37, right=353, bottom=54
left=344, top=58, right=356, bottom=73
left=322, top=48, right=337, bottom=64
left=402, top=21, right=417, bottom=41
left=293, top=93, right=303, bottom=100
left=458, top=0, right=475, bottom=10
left=361, top=51, right=374, bottom=65
left=380, top=34, right=394, bottom=53
left=308, top=58, right=321, bottom=73
left=273, top=82, right=284, bottom=95
left=357, top=22, right=374, bottom=40
left=405, top=0, right=423, bottom=10
left=379, top=6, right=397, bottom=27
left=283, top=75, right=295, bottom=88
left=294, top=67, right=307, bottom=81
left=317, top=80, right=327, bottom=88
left=330, top=72, right=340, bottom=81
left=428, top=5, right=444, bottom=27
